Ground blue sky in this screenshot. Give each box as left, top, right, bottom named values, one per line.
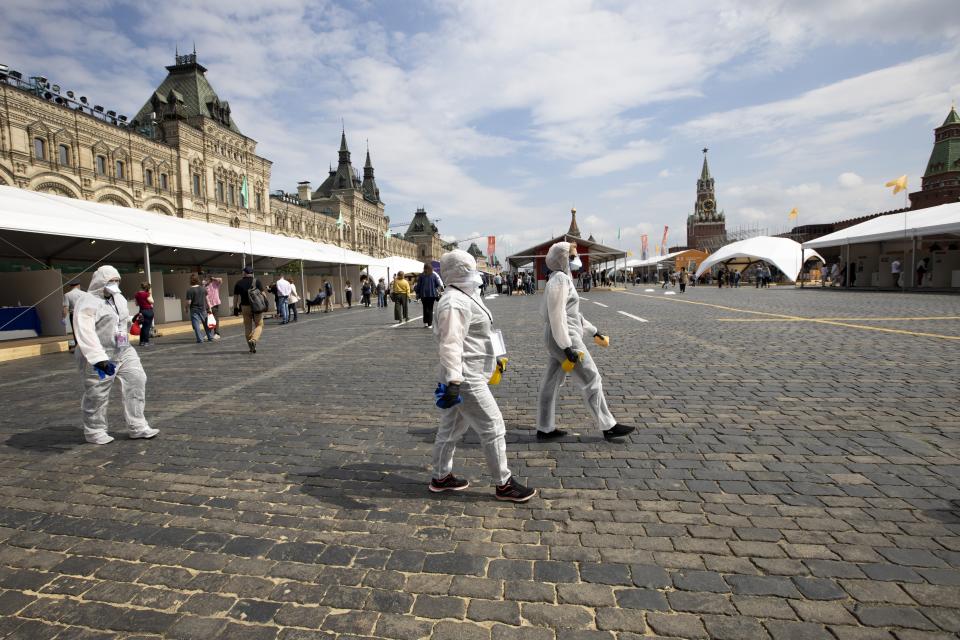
left=2, top=0, right=958, bottom=260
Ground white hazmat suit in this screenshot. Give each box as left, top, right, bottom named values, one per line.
left=432, top=250, right=511, bottom=485
left=73, top=266, right=156, bottom=444
left=537, top=242, right=619, bottom=434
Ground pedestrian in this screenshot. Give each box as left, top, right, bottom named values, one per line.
left=63, top=280, right=84, bottom=351
left=72, top=265, right=158, bottom=444
left=430, top=249, right=536, bottom=502
left=415, top=263, right=443, bottom=328
left=134, top=282, right=154, bottom=347
left=494, top=273, right=503, bottom=294
left=535, top=241, right=635, bottom=442
left=344, top=281, right=353, bottom=308
left=734, top=270, right=741, bottom=288
left=275, top=273, right=292, bottom=323
left=392, top=271, right=411, bottom=323
left=323, top=279, right=334, bottom=313
left=233, top=266, right=266, bottom=353
left=376, top=277, right=387, bottom=308
left=186, top=275, right=213, bottom=343
left=821, top=262, right=829, bottom=287
left=287, top=279, right=299, bottom=322
left=204, top=275, right=223, bottom=339
left=830, top=262, right=840, bottom=288
left=916, top=257, right=928, bottom=287
left=679, top=267, right=689, bottom=293
left=360, top=277, right=372, bottom=307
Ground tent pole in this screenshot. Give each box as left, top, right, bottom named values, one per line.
left=910, top=235, right=916, bottom=291
left=338, top=263, right=344, bottom=307
left=300, top=261, right=307, bottom=311
left=143, top=244, right=152, bottom=286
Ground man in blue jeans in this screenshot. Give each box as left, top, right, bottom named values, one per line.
left=275, top=274, right=292, bottom=324
left=185, top=275, right=213, bottom=343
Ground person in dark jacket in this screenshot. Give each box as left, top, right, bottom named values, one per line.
left=414, top=263, right=444, bottom=328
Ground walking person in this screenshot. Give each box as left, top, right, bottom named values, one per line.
left=72, top=265, right=158, bottom=444
left=275, top=274, right=292, bottom=324
left=323, top=279, right=334, bottom=313
left=233, top=266, right=266, bottom=353
left=344, top=281, right=353, bottom=308
left=415, top=263, right=443, bottom=328
left=392, top=272, right=411, bottom=323
left=430, top=249, right=536, bottom=502
left=376, top=277, right=387, bottom=308
left=830, top=263, right=840, bottom=288
left=679, top=268, right=689, bottom=294
left=186, top=275, right=213, bottom=343
left=204, top=275, right=223, bottom=340
left=134, top=282, right=154, bottom=347
left=63, top=280, right=85, bottom=351
left=494, top=273, right=503, bottom=294
left=361, top=277, right=372, bottom=307
left=535, top=241, right=635, bottom=442
left=287, top=279, right=299, bottom=322
left=891, top=258, right=902, bottom=288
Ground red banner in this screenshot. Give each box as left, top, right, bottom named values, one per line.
left=661, top=226, right=669, bottom=255
left=487, top=235, right=496, bottom=259
left=641, top=235, right=648, bottom=260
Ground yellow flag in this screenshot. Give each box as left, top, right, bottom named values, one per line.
left=655, top=244, right=660, bottom=255
left=627, top=250, right=634, bottom=257
left=788, top=207, right=798, bottom=220
left=885, top=175, right=908, bottom=195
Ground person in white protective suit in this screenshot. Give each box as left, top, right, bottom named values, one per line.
left=536, top=241, right=635, bottom=442
left=430, top=249, right=536, bottom=502
left=72, top=265, right=159, bottom=445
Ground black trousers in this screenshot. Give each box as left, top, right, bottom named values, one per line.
left=422, top=297, right=437, bottom=326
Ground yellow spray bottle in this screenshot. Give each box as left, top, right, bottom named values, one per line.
left=561, top=351, right=583, bottom=373
left=489, top=357, right=508, bottom=385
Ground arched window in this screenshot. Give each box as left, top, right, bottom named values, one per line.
left=58, top=144, right=69, bottom=166
left=34, top=137, right=46, bottom=160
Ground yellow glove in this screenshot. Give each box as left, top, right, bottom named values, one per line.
left=488, top=357, right=508, bottom=385
left=593, top=333, right=610, bottom=347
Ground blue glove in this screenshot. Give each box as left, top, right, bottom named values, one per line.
left=93, top=361, right=116, bottom=380
left=435, top=382, right=462, bottom=409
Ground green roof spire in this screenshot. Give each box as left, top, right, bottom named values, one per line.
left=943, top=102, right=960, bottom=126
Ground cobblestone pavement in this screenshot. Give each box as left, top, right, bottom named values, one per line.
left=0, top=286, right=958, bottom=640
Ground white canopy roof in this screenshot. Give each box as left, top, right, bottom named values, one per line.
left=695, top=236, right=823, bottom=282
left=626, top=250, right=687, bottom=268
left=0, top=185, right=377, bottom=267
left=803, top=202, right=960, bottom=249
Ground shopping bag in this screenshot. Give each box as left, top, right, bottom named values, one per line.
left=206, top=313, right=217, bottom=329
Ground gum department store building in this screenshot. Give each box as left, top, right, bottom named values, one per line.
left=0, top=52, right=418, bottom=261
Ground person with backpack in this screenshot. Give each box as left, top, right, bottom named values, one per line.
left=323, top=279, right=334, bottom=313
left=233, top=266, right=267, bottom=353
left=376, top=277, right=387, bottom=308
left=360, top=277, right=372, bottom=307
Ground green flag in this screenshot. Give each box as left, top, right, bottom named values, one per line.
left=240, top=175, right=249, bottom=208
left=384, top=229, right=391, bottom=238
left=336, top=212, right=345, bottom=229
left=617, top=227, right=621, bottom=240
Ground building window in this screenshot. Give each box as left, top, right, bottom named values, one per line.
left=115, top=160, right=124, bottom=179
left=34, top=137, right=46, bottom=160
left=255, top=193, right=262, bottom=212
left=95, top=155, right=106, bottom=175
left=192, top=173, right=201, bottom=196
left=160, top=173, right=168, bottom=190
left=227, top=185, right=235, bottom=206
left=216, top=180, right=224, bottom=202
left=58, top=144, right=69, bottom=166
left=144, top=169, right=153, bottom=187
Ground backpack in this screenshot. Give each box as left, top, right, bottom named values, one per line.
left=248, top=281, right=268, bottom=313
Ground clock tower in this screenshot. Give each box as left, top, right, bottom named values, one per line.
left=686, top=148, right=727, bottom=250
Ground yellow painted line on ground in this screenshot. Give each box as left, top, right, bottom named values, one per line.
left=717, top=316, right=960, bottom=322
left=621, top=291, right=960, bottom=341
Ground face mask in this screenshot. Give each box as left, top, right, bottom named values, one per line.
left=472, top=272, right=484, bottom=286
left=569, top=256, right=583, bottom=271
left=104, top=282, right=121, bottom=296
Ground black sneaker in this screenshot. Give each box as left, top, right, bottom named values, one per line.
left=495, top=477, right=537, bottom=502
left=602, top=423, right=635, bottom=441
left=429, top=474, right=470, bottom=493
left=536, top=429, right=567, bottom=441
left=248, top=340, right=257, bottom=354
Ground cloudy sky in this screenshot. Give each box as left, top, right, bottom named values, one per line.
left=2, top=0, right=958, bottom=258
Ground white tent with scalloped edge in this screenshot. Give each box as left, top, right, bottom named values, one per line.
left=695, top=236, right=823, bottom=283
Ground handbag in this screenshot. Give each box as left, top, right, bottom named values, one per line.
left=130, top=317, right=141, bottom=336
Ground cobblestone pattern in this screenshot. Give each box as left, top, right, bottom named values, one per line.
left=0, top=288, right=957, bottom=639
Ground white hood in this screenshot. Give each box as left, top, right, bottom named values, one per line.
left=88, top=265, right=121, bottom=296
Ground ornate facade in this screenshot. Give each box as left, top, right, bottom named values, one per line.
left=0, top=53, right=417, bottom=260
left=685, top=148, right=727, bottom=251
left=403, top=207, right=445, bottom=263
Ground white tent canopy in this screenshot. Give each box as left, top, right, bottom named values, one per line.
left=695, top=236, right=823, bottom=283
left=803, top=202, right=960, bottom=249
left=626, top=250, right=687, bottom=268
left=0, top=185, right=379, bottom=268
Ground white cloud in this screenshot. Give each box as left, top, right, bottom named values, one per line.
left=658, top=169, right=672, bottom=178
left=838, top=172, right=864, bottom=188
left=571, top=140, right=664, bottom=178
